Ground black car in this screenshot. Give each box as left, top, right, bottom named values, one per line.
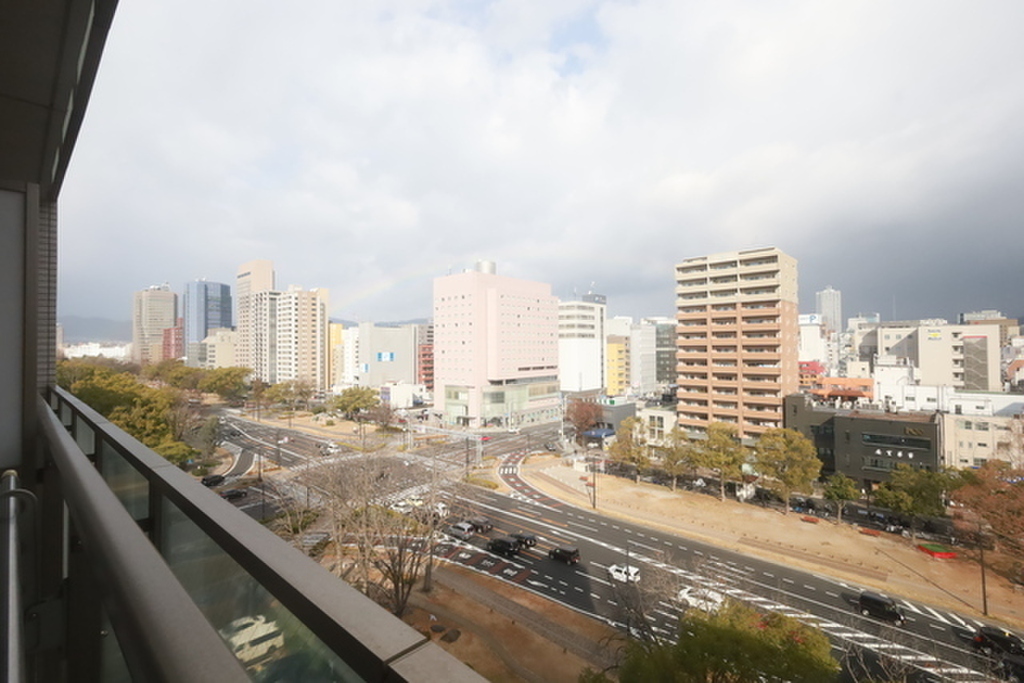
left=201, top=474, right=226, bottom=487
left=548, top=546, right=580, bottom=565
left=220, top=488, right=248, bottom=501
left=972, top=626, right=1024, bottom=657
left=996, top=654, right=1024, bottom=683
left=486, top=536, right=519, bottom=558
left=466, top=517, right=493, bottom=533
left=857, top=591, right=905, bottom=626
left=509, top=531, right=537, bottom=548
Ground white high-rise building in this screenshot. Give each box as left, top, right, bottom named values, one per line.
left=558, top=294, right=606, bottom=394
left=132, top=283, right=177, bottom=366
left=816, top=286, right=842, bottom=335
left=236, top=260, right=275, bottom=375
left=433, top=261, right=559, bottom=428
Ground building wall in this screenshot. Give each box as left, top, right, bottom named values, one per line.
left=630, top=320, right=658, bottom=396
left=433, top=262, right=559, bottom=428
left=328, top=322, right=345, bottom=388
left=235, top=260, right=275, bottom=376
left=942, top=413, right=1023, bottom=469
left=183, top=280, right=232, bottom=367
left=784, top=394, right=941, bottom=488
left=132, top=284, right=177, bottom=366
left=200, top=327, right=238, bottom=369
left=648, top=318, right=677, bottom=385
left=675, top=246, right=799, bottom=440
left=275, top=287, right=329, bottom=390
left=606, top=335, right=630, bottom=397
left=815, top=286, right=842, bottom=335
left=558, top=295, right=606, bottom=393
left=354, top=322, right=420, bottom=387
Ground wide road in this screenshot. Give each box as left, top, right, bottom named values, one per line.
left=431, top=450, right=1006, bottom=682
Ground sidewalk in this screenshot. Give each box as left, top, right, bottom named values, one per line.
left=513, top=454, right=1024, bottom=630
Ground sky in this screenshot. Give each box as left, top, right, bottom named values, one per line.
left=60, top=0, right=1024, bottom=326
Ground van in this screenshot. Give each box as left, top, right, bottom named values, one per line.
left=857, top=591, right=905, bottom=625
left=486, top=536, right=519, bottom=557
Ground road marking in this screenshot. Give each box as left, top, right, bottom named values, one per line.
left=803, top=585, right=816, bottom=591
left=929, top=623, right=946, bottom=631
left=825, top=591, right=839, bottom=598
left=782, top=578, right=795, bottom=585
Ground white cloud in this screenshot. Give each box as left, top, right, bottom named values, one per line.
left=60, top=0, right=1024, bottom=324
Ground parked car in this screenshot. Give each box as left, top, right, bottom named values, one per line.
left=220, top=489, right=248, bottom=501
left=607, top=564, right=641, bottom=583
left=857, top=591, right=905, bottom=625
left=509, top=531, right=537, bottom=548
left=677, top=586, right=725, bottom=613
left=201, top=474, right=226, bottom=487
left=446, top=521, right=475, bottom=541
left=548, top=546, right=580, bottom=565
left=466, top=517, right=493, bottom=533
left=486, top=536, right=520, bottom=558
left=972, top=626, right=1024, bottom=657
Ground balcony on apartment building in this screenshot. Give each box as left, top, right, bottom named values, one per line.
left=1, top=3, right=483, bottom=681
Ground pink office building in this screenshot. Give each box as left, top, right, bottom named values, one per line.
left=433, top=262, right=561, bottom=428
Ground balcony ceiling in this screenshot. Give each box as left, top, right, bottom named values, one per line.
left=0, top=0, right=117, bottom=199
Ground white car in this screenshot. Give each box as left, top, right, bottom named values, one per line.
left=446, top=521, right=475, bottom=541
left=607, top=564, right=641, bottom=583
left=677, top=586, right=725, bottom=613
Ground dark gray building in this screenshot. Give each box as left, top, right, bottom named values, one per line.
left=784, top=394, right=941, bottom=489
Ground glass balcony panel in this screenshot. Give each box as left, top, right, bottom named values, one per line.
left=160, top=501, right=361, bottom=681
left=75, top=420, right=96, bottom=457
left=99, top=440, right=149, bottom=521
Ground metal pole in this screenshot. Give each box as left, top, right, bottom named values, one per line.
left=979, top=524, right=989, bottom=616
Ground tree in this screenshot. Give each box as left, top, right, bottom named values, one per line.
left=330, top=386, right=381, bottom=419
left=823, top=473, right=860, bottom=524
left=566, top=400, right=603, bottom=446
left=660, top=427, right=695, bottom=491
left=873, top=464, right=955, bottom=540
left=952, top=460, right=1024, bottom=554
left=608, top=417, right=649, bottom=483
left=753, top=428, right=821, bottom=516
left=582, top=601, right=839, bottom=682
left=194, top=416, right=222, bottom=459
left=198, top=366, right=251, bottom=402
left=693, top=422, right=746, bottom=502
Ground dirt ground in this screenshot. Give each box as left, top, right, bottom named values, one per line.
left=245, top=412, right=1024, bottom=682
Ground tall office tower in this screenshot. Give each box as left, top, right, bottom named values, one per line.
left=558, top=293, right=607, bottom=394
left=433, top=261, right=560, bottom=428
left=274, top=287, right=329, bottom=390
left=675, top=246, right=799, bottom=440
left=815, top=286, right=842, bottom=335
left=236, top=259, right=276, bottom=376
left=132, top=283, right=178, bottom=366
left=183, top=279, right=232, bottom=367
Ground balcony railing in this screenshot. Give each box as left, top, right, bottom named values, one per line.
left=33, top=387, right=483, bottom=682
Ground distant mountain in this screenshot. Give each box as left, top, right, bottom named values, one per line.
left=59, top=316, right=131, bottom=344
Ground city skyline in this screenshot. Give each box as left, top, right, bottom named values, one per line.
left=58, top=1, right=1024, bottom=325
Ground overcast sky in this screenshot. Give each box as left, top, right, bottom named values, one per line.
left=60, top=1, right=1024, bottom=326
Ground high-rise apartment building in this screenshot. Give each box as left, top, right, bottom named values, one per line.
left=606, top=334, right=630, bottom=397
left=815, top=286, right=842, bottom=335
left=433, top=261, right=559, bottom=428
left=558, top=293, right=606, bottom=394
left=647, top=317, right=678, bottom=386
left=183, top=279, right=232, bottom=367
left=675, top=247, right=799, bottom=439
left=132, top=283, right=178, bottom=366
left=275, top=286, right=330, bottom=389
left=236, top=259, right=275, bottom=375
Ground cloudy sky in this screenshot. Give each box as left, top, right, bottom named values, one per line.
left=60, top=0, right=1024, bottom=326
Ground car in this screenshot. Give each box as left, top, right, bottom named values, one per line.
left=201, top=474, right=226, bottom=487
left=480, top=436, right=492, bottom=442
left=544, top=442, right=557, bottom=451
left=509, top=531, right=537, bottom=548
left=857, top=591, right=905, bottom=625
left=972, top=626, right=1024, bottom=657
left=677, top=586, right=725, bottom=613
left=446, top=521, right=475, bottom=541
left=548, top=546, right=580, bottom=564
left=466, top=517, right=493, bottom=533
left=607, top=564, right=641, bottom=583
left=220, top=489, right=248, bottom=501
left=486, top=536, right=520, bottom=557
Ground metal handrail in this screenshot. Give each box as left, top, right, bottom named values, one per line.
left=38, top=396, right=249, bottom=683
left=2, top=470, right=28, bottom=683
left=44, top=387, right=485, bottom=683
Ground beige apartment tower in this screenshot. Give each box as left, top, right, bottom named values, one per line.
left=675, top=247, right=799, bottom=440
